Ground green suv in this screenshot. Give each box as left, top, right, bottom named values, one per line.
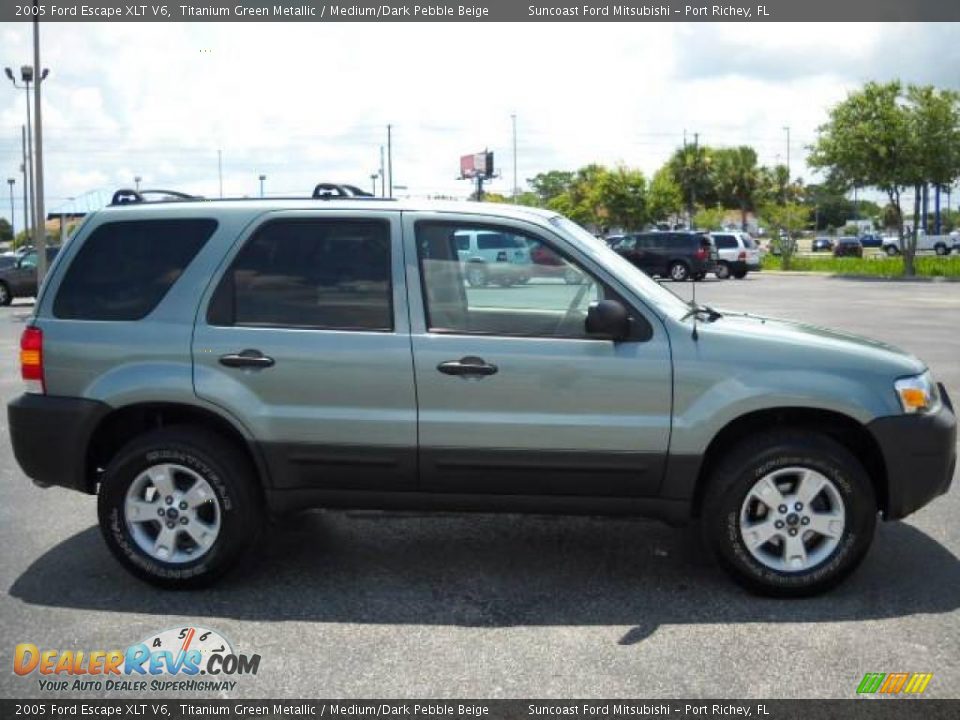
left=7, top=189, right=956, bottom=596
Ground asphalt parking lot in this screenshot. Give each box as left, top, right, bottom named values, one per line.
left=1, top=273, right=958, bottom=700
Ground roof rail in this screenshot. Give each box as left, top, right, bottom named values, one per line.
left=110, top=188, right=202, bottom=205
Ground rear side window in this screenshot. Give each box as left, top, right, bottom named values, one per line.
left=714, top=235, right=737, bottom=249
left=53, top=219, right=217, bottom=321
left=207, top=219, right=392, bottom=331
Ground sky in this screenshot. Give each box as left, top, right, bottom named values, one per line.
left=0, top=21, right=958, bottom=223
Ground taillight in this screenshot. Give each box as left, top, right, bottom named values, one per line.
left=695, top=247, right=708, bottom=260
left=738, top=251, right=746, bottom=261
left=20, top=326, right=44, bottom=394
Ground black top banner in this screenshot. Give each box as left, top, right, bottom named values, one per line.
left=3, top=0, right=960, bottom=22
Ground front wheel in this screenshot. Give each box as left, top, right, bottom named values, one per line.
left=98, top=426, right=264, bottom=589
left=732, top=269, right=748, bottom=279
left=714, top=262, right=730, bottom=280
left=0, top=282, right=11, bottom=306
left=885, top=245, right=899, bottom=256
left=935, top=243, right=948, bottom=256
left=701, top=430, right=876, bottom=597
left=465, top=264, right=488, bottom=288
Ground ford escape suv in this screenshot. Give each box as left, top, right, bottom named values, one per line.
left=8, top=188, right=956, bottom=596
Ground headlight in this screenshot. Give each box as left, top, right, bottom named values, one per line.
left=895, top=371, right=941, bottom=414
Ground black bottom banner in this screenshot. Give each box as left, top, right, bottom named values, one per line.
left=2, top=700, right=958, bottom=720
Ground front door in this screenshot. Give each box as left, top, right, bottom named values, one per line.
left=193, top=211, right=417, bottom=491
left=404, top=213, right=673, bottom=497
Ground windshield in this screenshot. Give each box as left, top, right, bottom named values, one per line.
left=549, top=215, right=691, bottom=319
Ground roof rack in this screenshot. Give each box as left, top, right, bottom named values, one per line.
left=311, top=183, right=376, bottom=199
left=110, top=189, right=202, bottom=205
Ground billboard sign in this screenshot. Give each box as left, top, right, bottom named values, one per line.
left=460, top=151, right=495, bottom=179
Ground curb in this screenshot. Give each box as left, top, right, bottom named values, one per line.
left=760, top=271, right=960, bottom=283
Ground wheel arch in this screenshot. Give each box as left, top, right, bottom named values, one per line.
left=689, top=407, right=888, bottom=519
left=85, top=401, right=271, bottom=496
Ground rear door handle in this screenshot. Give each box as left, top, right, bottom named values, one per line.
left=219, top=349, right=275, bottom=369
left=437, top=356, right=498, bottom=377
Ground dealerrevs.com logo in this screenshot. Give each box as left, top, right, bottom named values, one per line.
left=14, top=626, right=261, bottom=693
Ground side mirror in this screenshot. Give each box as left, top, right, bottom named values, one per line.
left=586, top=299, right=630, bottom=340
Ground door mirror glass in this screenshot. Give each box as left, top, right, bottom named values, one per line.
left=586, top=299, right=630, bottom=340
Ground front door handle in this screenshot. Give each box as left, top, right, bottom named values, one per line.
left=437, top=356, right=498, bottom=377
left=219, top=349, right=275, bottom=369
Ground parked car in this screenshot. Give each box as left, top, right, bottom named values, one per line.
left=0, top=246, right=60, bottom=305
left=858, top=233, right=883, bottom=248
left=811, top=237, right=834, bottom=253
left=0, top=255, right=18, bottom=270
left=613, top=230, right=717, bottom=281
left=526, top=238, right=584, bottom=284
left=453, top=229, right=532, bottom=287
left=604, top=234, right=627, bottom=249
left=7, top=189, right=956, bottom=597
left=709, top=231, right=761, bottom=279
left=882, top=231, right=955, bottom=256
left=834, top=238, right=864, bottom=258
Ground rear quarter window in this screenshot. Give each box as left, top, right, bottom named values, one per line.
left=52, top=219, right=217, bottom=321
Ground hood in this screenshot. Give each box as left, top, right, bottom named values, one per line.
left=700, top=310, right=925, bottom=377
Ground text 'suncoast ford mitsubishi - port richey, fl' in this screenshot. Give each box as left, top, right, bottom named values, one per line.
left=7, top=187, right=956, bottom=596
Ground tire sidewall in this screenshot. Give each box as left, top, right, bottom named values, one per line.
left=715, top=262, right=730, bottom=279
left=98, top=437, right=250, bottom=586
left=707, top=441, right=876, bottom=594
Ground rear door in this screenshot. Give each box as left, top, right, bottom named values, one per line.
left=404, top=212, right=672, bottom=498
left=193, top=211, right=417, bottom=491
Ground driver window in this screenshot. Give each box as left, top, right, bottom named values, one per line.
left=416, top=221, right=615, bottom=339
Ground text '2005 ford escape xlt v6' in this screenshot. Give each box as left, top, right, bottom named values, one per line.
left=8, top=187, right=957, bottom=596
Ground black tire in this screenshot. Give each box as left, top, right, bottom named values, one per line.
left=732, top=270, right=748, bottom=279
left=668, top=261, right=690, bottom=282
left=465, top=263, right=488, bottom=288
left=97, top=426, right=264, bottom=589
left=934, top=243, right=948, bottom=256
left=715, top=262, right=731, bottom=280
left=701, top=429, right=877, bottom=597
left=885, top=245, right=899, bottom=256
left=0, top=281, right=11, bottom=306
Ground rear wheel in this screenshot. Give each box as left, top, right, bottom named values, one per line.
left=885, top=245, right=899, bottom=256
left=668, top=261, right=690, bottom=282
left=0, top=282, right=11, bottom=306
left=733, top=269, right=748, bottom=279
left=465, top=263, right=488, bottom=288
left=935, top=243, right=948, bottom=256
left=715, top=262, right=730, bottom=280
left=98, top=426, right=263, bottom=589
left=701, top=430, right=876, bottom=597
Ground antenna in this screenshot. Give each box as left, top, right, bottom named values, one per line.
left=691, top=272, right=699, bottom=341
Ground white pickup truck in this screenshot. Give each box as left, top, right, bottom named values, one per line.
left=882, top=230, right=957, bottom=256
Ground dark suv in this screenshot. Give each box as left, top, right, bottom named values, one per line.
left=612, top=231, right=717, bottom=281
left=0, top=246, right=60, bottom=306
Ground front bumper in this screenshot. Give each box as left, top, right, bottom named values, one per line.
left=8, top=394, right=110, bottom=493
left=867, top=383, right=957, bottom=520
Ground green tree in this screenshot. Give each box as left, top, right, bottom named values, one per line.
left=761, top=202, right=809, bottom=270
left=0, top=218, right=12, bottom=245
left=713, top=146, right=761, bottom=230
left=668, top=144, right=716, bottom=221
left=648, top=166, right=684, bottom=222
left=810, top=80, right=960, bottom=275
left=528, top=170, right=575, bottom=205
left=692, top=205, right=727, bottom=231
left=594, top=166, right=648, bottom=231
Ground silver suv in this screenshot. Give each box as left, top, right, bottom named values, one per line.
left=709, top=231, right=761, bottom=279
left=8, top=189, right=956, bottom=596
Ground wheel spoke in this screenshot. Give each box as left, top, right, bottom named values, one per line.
left=796, top=470, right=827, bottom=506
left=783, top=533, right=808, bottom=570
left=742, top=519, right=780, bottom=549
left=152, top=525, right=179, bottom=560
left=125, top=497, right=158, bottom=522
left=182, top=479, right=214, bottom=509
left=752, top=476, right=786, bottom=509
left=183, top=518, right=217, bottom=553
left=807, top=511, right=844, bottom=538
left=148, top=465, right=176, bottom=498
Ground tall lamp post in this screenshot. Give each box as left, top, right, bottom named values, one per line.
left=783, top=125, right=791, bottom=178
left=134, top=175, right=142, bottom=191
left=6, top=66, right=36, bottom=252
left=258, top=174, right=266, bottom=198
left=370, top=173, right=378, bottom=196
left=6, top=178, right=14, bottom=242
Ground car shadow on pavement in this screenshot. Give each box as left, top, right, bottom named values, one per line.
left=10, top=512, right=959, bottom=644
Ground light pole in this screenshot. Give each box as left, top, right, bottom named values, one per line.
left=511, top=113, right=517, bottom=202
left=370, top=173, right=378, bottom=196
left=6, top=178, right=14, bottom=241
left=258, top=174, right=266, bottom=198
left=134, top=176, right=142, bottom=191
left=7, top=178, right=17, bottom=240
left=783, top=126, right=791, bottom=178
left=386, top=125, right=393, bottom=199
left=33, top=14, right=48, bottom=280
left=6, top=66, right=35, bottom=252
